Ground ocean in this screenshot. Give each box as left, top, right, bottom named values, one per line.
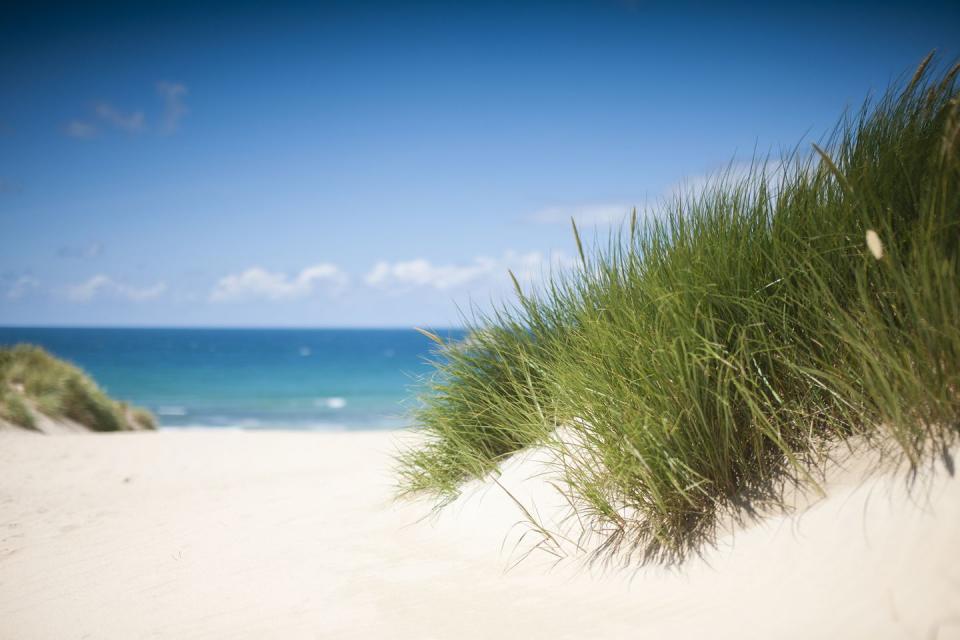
left=0, top=327, right=464, bottom=430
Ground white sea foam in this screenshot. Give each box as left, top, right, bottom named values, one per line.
left=314, top=397, right=347, bottom=410
left=160, top=420, right=353, bottom=431
left=157, top=406, right=188, bottom=416
left=159, top=425, right=246, bottom=433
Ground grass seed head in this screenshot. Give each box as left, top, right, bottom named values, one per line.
left=866, top=229, right=884, bottom=260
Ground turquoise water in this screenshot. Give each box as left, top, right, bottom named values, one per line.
left=0, top=328, right=463, bottom=430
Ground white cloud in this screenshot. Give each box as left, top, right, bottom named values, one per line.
left=94, top=102, right=145, bottom=132
left=157, top=82, right=188, bottom=134
left=210, top=264, right=348, bottom=302
left=66, top=275, right=167, bottom=302
left=64, top=120, right=97, bottom=139
left=65, top=81, right=187, bottom=139
left=668, top=162, right=780, bottom=201
left=505, top=250, right=577, bottom=286
left=7, top=276, right=39, bottom=300
left=365, top=251, right=574, bottom=294
left=530, top=162, right=786, bottom=227
left=531, top=203, right=634, bottom=226
left=365, top=257, right=495, bottom=291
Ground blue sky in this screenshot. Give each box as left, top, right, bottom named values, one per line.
left=1, top=0, right=958, bottom=327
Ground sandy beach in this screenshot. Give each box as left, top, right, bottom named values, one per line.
left=0, top=429, right=958, bottom=639
left=4, top=3, right=958, bottom=638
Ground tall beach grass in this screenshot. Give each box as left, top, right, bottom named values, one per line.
left=399, top=55, right=960, bottom=564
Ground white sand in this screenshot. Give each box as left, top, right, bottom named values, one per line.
left=1, top=429, right=959, bottom=639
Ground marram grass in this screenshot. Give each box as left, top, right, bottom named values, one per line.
left=0, top=344, right=156, bottom=432
left=398, top=55, right=960, bottom=564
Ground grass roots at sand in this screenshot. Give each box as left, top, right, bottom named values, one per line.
left=398, top=55, right=960, bottom=564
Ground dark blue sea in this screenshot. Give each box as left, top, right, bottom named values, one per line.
left=0, top=328, right=464, bottom=430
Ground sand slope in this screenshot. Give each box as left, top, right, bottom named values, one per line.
left=1, top=429, right=958, bottom=639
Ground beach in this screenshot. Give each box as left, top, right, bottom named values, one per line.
left=1, top=428, right=958, bottom=639
left=4, top=4, right=958, bottom=639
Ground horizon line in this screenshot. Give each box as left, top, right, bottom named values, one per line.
left=0, top=324, right=468, bottom=331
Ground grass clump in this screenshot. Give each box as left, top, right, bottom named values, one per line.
left=0, top=391, right=36, bottom=430
left=399, top=55, right=960, bottom=564
left=129, top=406, right=158, bottom=430
left=0, top=344, right=156, bottom=432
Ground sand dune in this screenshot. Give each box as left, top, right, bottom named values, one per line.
left=1, top=429, right=958, bottom=639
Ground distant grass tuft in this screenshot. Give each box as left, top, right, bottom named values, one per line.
left=0, top=391, right=36, bottom=430
left=129, top=406, right=158, bottom=430
left=0, top=344, right=156, bottom=432
left=398, top=55, right=960, bottom=564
